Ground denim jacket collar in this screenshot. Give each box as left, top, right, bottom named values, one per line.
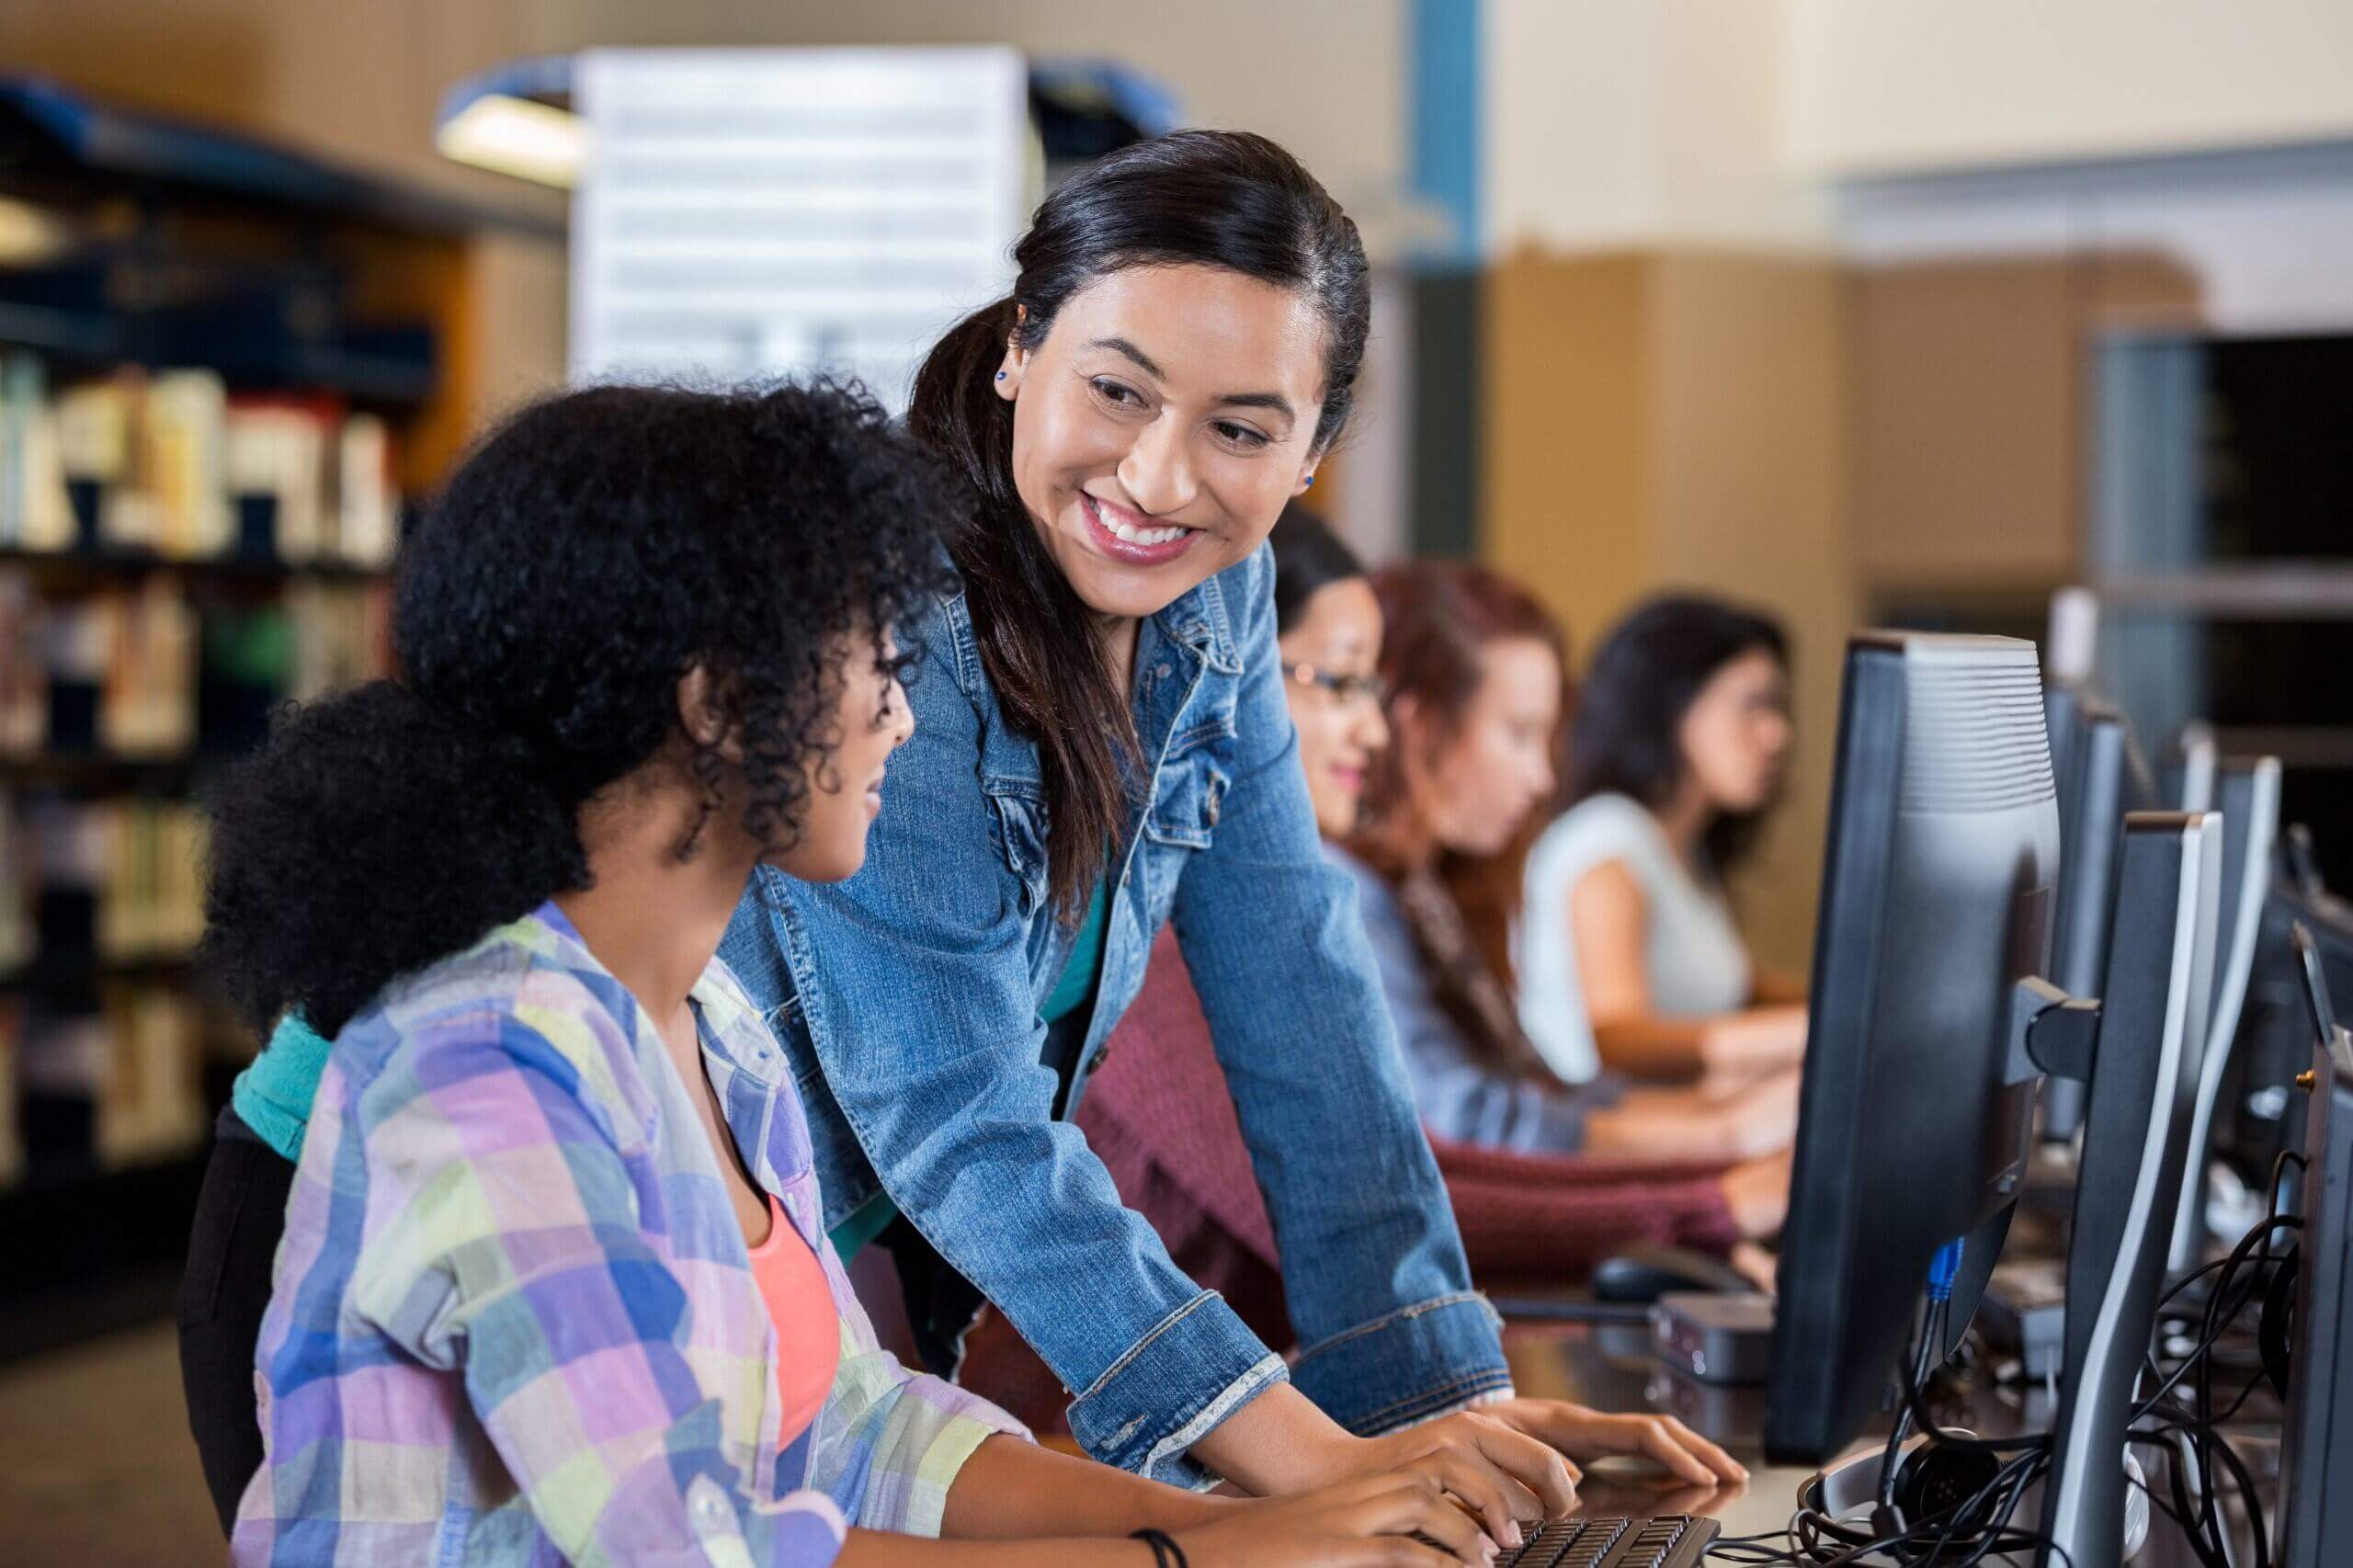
left=1154, top=568, right=1244, bottom=676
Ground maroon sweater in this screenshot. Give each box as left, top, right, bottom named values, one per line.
left=955, top=931, right=1738, bottom=1429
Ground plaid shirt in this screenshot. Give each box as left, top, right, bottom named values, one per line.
left=231, top=903, right=1023, bottom=1565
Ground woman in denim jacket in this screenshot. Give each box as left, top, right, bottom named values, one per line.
left=202, top=381, right=1505, bottom=1567
left=717, top=130, right=1729, bottom=1513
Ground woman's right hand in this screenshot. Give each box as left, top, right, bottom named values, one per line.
left=1704, top=1066, right=1802, bottom=1161
left=1174, top=1469, right=1502, bottom=1565
left=1717, top=1147, right=1793, bottom=1240
left=1705, top=1004, right=1807, bottom=1077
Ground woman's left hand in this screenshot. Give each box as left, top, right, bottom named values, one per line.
left=1476, top=1400, right=1749, bottom=1489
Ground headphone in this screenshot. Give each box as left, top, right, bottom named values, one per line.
left=2260, top=1247, right=2298, bottom=1399
left=1798, top=1432, right=2151, bottom=1562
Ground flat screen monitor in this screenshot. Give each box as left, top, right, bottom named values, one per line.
left=1766, top=632, right=2062, bottom=1463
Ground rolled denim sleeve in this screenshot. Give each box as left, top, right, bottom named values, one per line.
left=750, top=617, right=1287, bottom=1485
left=1167, top=547, right=1514, bottom=1436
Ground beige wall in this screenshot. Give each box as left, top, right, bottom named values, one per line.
left=6, top=1, right=1405, bottom=218
left=1788, top=0, right=2353, bottom=176
left=511, top=1, right=1407, bottom=233
left=7, top=0, right=1411, bottom=407
left=1484, top=249, right=1851, bottom=974
left=1649, top=255, right=1849, bottom=975
left=1485, top=0, right=1828, bottom=255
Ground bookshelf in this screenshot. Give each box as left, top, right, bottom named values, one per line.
left=0, top=77, right=559, bottom=1360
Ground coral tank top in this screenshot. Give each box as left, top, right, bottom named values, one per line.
left=747, top=1195, right=840, bottom=1446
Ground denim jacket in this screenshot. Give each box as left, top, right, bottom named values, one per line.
left=719, top=542, right=1510, bottom=1486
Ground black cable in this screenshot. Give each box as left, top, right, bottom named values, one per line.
left=2135, top=1217, right=2302, bottom=1419
left=2267, top=1149, right=2310, bottom=1238
left=1879, top=1298, right=1944, bottom=1517
left=1712, top=1210, right=2290, bottom=1566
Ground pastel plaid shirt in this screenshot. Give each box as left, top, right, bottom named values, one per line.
left=231, top=902, right=1024, bottom=1565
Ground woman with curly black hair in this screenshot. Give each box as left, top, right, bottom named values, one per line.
left=185, top=382, right=1492, bottom=1566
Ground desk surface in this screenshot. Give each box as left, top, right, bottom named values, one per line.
left=1501, top=1319, right=2279, bottom=1565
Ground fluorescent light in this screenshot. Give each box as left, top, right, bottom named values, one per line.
left=433, top=94, right=587, bottom=188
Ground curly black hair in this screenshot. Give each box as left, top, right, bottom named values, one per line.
left=202, top=380, right=963, bottom=1037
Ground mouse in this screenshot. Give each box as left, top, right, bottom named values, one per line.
left=1589, top=1244, right=1755, bottom=1304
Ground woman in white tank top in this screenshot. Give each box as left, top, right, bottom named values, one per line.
left=1518, top=597, right=1809, bottom=1085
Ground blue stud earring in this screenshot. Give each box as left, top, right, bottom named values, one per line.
left=995, top=371, right=1006, bottom=381
left=1303, top=474, right=1315, bottom=489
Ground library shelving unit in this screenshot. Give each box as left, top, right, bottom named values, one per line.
left=0, top=77, right=561, bottom=1361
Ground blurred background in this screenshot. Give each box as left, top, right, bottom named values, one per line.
left=0, top=3, right=2347, bottom=1560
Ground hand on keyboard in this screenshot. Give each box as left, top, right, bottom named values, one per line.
left=1173, top=1467, right=1502, bottom=1564
left=1475, top=1399, right=1748, bottom=1489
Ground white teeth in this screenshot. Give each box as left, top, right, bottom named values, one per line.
left=1092, top=500, right=1187, bottom=548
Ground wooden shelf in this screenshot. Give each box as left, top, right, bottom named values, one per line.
left=0, top=299, right=440, bottom=411
left=0, top=75, right=561, bottom=241
left=0, top=951, right=199, bottom=993
left=0, top=546, right=391, bottom=586
left=0, top=752, right=203, bottom=791
left=0, top=72, right=515, bottom=1363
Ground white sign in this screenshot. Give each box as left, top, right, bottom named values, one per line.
left=573, top=48, right=1032, bottom=411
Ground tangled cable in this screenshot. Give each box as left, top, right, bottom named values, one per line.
left=1705, top=1204, right=2300, bottom=1565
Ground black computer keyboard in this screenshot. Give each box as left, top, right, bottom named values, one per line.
left=1495, top=1513, right=1718, bottom=1568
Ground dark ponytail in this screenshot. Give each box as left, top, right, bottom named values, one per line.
left=204, top=684, right=586, bottom=1036
left=202, top=381, right=962, bottom=1038
left=907, top=129, right=1370, bottom=919
left=1268, top=501, right=1368, bottom=634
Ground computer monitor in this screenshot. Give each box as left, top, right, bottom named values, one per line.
left=2167, top=756, right=2282, bottom=1275
left=2276, top=926, right=2353, bottom=1563
left=2219, top=866, right=2353, bottom=1184
left=2163, top=723, right=2220, bottom=815
left=2040, top=700, right=2148, bottom=1142
left=2036, top=812, right=2220, bottom=1565
left=2044, top=681, right=2086, bottom=824
left=1766, top=633, right=2063, bottom=1462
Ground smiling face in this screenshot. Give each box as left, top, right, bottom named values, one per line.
left=1279, top=577, right=1390, bottom=837
left=995, top=264, right=1328, bottom=621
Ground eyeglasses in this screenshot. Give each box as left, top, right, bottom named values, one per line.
left=1284, top=663, right=1389, bottom=708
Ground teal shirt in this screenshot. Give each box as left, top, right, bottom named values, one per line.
left=833, top=872, right=1109, bottom=1259
left=1038, top=873, right=1110, bottom=1028
left=236, top=876, right=1118, bottom=1255
left=232, top=1013, right=333, bottom=1161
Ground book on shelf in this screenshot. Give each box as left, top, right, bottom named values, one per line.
left=3, top=361, right=401, bottom=567
left=0, top=355, right=72, bottom=553
left=5, top=570, right=199, bottom=758
left=99, top=577, right=199, bottom=756
left=285, top=578, right=390, bottom=702
left=21, top=797, right=208, bottom=965
left=0, top=795, right=25, bottom=972
left=0, top=573, right=44, bottom=754
left=17, top=986, right=205, bottom=1175
left=0, top=999, right=19, bottom=1187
